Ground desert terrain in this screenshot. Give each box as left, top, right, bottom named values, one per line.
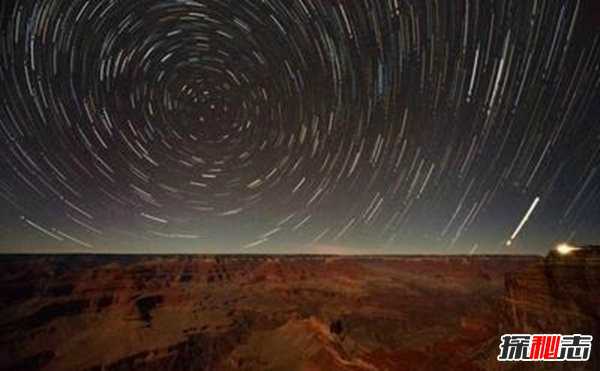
left=0, top=254, right=597, bottom=371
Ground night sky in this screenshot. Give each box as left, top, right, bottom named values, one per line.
left=1, top=0, right=599, bottom=254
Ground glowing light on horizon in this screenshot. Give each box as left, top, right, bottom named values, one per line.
left=555, top=243, right=579, bottom=255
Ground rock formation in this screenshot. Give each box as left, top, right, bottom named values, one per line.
left=1, top=253, right=596, bottom=371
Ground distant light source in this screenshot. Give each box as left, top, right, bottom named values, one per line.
left=555, top=243, right=579, bottom=255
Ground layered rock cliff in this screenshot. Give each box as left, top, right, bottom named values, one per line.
left=503, top=249, right=600, bottom=334
left=476, top=247, right=600, bottom=371
left=0, top=255, right=540, bottom=371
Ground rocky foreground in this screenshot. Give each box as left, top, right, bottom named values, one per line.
left=0, top=254, right=597, bottom=371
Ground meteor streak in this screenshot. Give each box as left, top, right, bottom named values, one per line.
left=505, top=197, right=540, bottom=247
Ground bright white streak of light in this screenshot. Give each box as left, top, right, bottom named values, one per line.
left=506, top=196, right=540, bottom=246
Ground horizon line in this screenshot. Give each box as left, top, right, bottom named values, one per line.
left=0, top=252, right=545, bottom=257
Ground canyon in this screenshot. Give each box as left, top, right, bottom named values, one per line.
left=0, top=253, right=597, bottom=370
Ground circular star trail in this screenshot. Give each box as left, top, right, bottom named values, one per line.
left=1, top=0, right=599, bottom=253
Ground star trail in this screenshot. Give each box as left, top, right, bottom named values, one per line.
left=0, top=0, right=599, bottom=254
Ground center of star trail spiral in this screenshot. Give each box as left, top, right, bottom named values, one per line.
left=0, top=0, right=599, bottom=253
